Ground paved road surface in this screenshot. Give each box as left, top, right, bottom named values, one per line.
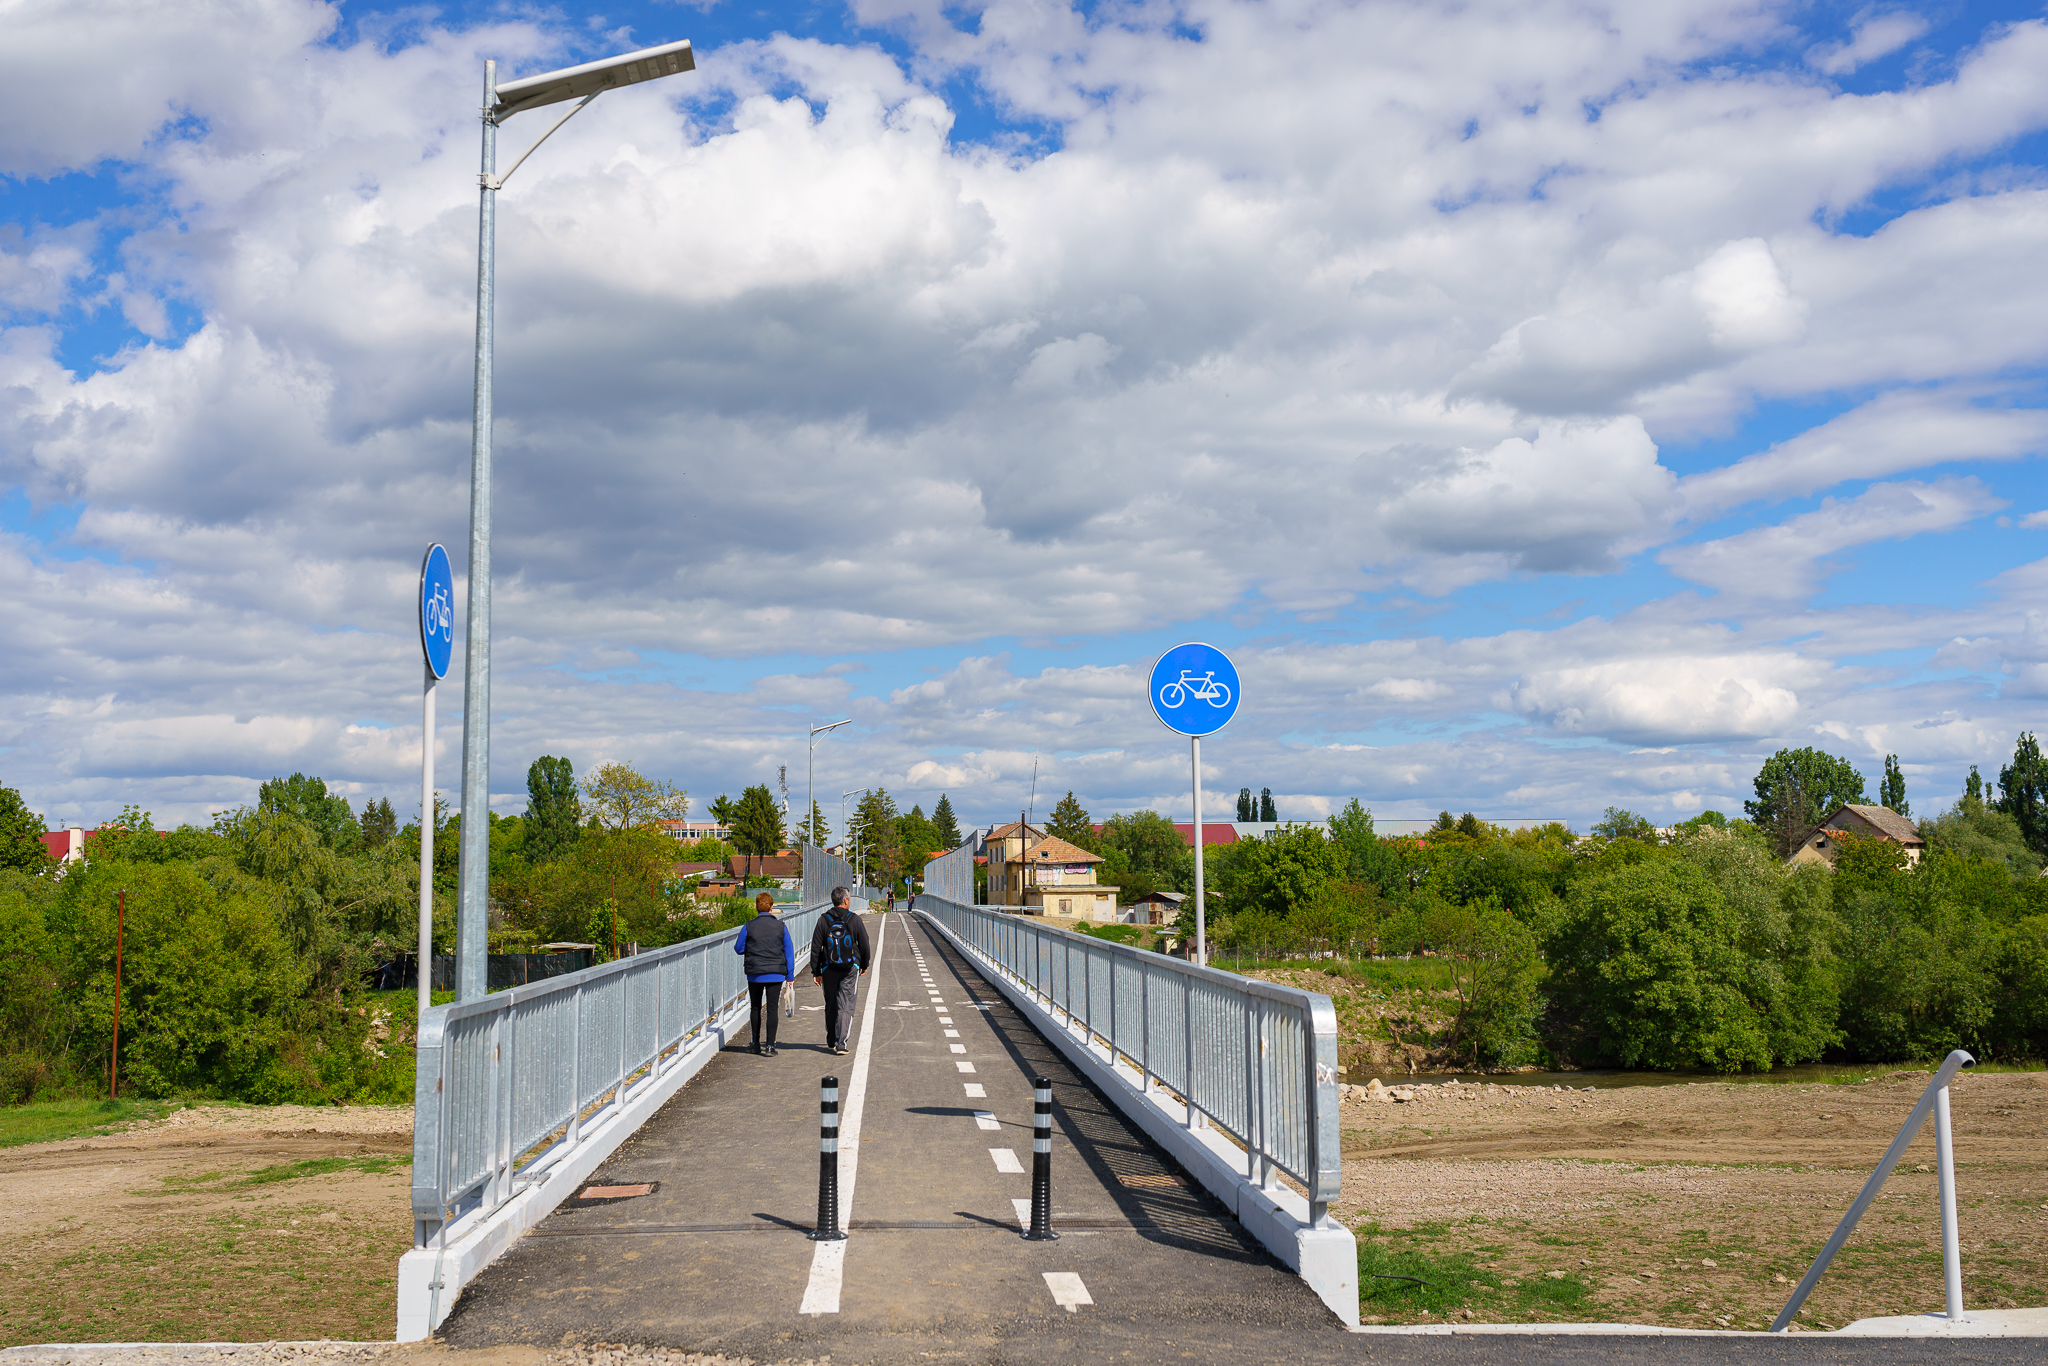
left=439, top=913, right=2038, bottom=1366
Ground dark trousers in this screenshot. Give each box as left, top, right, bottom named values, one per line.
left=821, top=967, right=860, bottom=1049
left=748, top=980, right=781, bottom=1047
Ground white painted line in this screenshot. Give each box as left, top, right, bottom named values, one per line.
left=990, top=1148, right=1025, bottom=1173
left=956, top=1061, right=976, bottom=1073
left=963, top=1083, right=986, bottom=1098
left=943, top=1029, right=960, bottom=1038
left=949, top=1044, right=967, bottom=1054
left=973, top=1111, right=1000, bottom=1131
left=798, top=910, right=888, bottom=1316
left=1043, top=1272, right=1093, bottom=1312
left=1012, top=1197, right=1031, bottom=1227
left=938, top=1016, right=953, bottom=1024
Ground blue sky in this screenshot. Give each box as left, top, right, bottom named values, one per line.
left=3, top=0, right=2047, bottom=836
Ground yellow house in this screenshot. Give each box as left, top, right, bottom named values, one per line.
left=1787, top=803, right=1926, bottom=869
left=1001, top=835, right=1120, bottom=920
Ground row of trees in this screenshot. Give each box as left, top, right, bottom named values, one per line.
left=1042, top=737, right=2048, bottom=1071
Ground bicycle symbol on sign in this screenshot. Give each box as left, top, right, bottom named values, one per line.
left=1158, top=670, right=1232, bottom=711
left=425, top=582, right=454, bottom=642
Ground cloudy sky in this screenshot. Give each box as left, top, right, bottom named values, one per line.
left=3, top=0, right=2046, bottom=836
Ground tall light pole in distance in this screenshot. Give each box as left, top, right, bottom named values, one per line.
left=454, top=39, right=697, bottom=1002
left=807, top=719, right=850, bottom=850
left=842, top=788, right=865, bottom=889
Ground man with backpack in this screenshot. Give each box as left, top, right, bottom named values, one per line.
left=810, top=886, right=872, bottom=1055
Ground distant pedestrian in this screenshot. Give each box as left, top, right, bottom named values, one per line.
left=735, top=891, right=795, bottom=1056
left=811, top=887, right=872, bottom=1055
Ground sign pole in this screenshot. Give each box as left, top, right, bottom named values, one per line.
left=417, top=542, right=455, bottom=1014
left=419, top=661, right=437, bottom=1017
left=1191, top=735, right=1205, bottom=967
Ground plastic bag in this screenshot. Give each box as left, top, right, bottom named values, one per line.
left=782, top=979, right=796, bottom=1017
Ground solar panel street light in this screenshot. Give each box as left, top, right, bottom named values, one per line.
left=452, top=42, right=697, bottom=1002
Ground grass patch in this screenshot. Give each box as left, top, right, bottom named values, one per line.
left=152, top=1154, right=410, bottom=1194
left=1355, top=1221, right=1594, bottom=1324
left=0, top=1098, right=184, bottom=1149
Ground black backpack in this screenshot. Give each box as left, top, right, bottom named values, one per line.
left=820, top=912, right=860, bottom=970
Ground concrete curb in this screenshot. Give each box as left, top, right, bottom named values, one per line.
left=394, top=995, right=749, bottom=1341
left=916, top=911, right=1360, bottom=1328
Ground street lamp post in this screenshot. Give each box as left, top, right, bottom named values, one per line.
left=454, top=39, right=697, bottom=1002
left=807, top=719, right=850, bottom=850
left=842, top=788, right=865, bottom=891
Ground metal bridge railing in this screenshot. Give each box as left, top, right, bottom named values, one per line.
left=917, top=897, right=1342, bottom=1218
left=411, top=901, right=825, bottom=1246
left=801, top=842, right=856, bottom=908
left=922, top=838, right=975, bottom=905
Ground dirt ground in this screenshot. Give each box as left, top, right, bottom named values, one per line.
left=1332, top=1069, right=2048, bottom=1329
left=0, top=1104, right=415, bottom=1347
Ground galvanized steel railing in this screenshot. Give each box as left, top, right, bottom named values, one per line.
left=412, top=902, right=824, bottom=1245
left=922, top=838, right=975, bottom=905
left=917, top=897, right=1341, bottom=1218
left=801, top=842, right=856, bottom=907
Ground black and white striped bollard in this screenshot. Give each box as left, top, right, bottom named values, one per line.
left=1022, top=1075, right=1059, bottom=1241
left=808, top=1075, right=846, bottom=1241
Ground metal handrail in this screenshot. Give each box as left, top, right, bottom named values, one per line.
left=917, top=897, right=1342, bottom=1216
left=412, top=901, right=825, bottom=1246
left=1771, top=1049, right=1976, bottom=1331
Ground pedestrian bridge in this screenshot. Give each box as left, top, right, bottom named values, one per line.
left=400, top=845, right=1354, bottom=1357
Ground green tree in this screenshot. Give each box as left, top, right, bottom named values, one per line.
left=358, top=797, right=398, bottom=850
left=0, top=783, right=50, bottom=873
left=1592, top=807, right=1658, bottom=843
left=1257, top=788, right=1275, bottom=822
left=525, top=756, right=582, bottom=862
left=582, top=762, right=688, bottom=831
left=1920, top=801, right=2041, bottom=879
left=1098, top=810, right=1194, bottom=903
left=1236, top=788, right=1253, bottom=821
left=1226, top=824, right=1342, bottom=919
left=1993, top=732, right=2048, bottom=856
left=1880, top=754, right=1910, bottom=817
left=794, top=801, right=830, bottom=848
left=930, top=794, right=961, bottom=850
left=850, top=788, right=903, bottom=887
left=1746, top=747, right=1866, bottom=858
left=708, top=794, right=737, bottom=825
left=1325, top=799, right=1400, bottom=893
left=1395, top=898, right=1542, bottom=1067
left=1544, top=860, right=1773, bottom=1071
left=731, top=783, right=785, bottom=857
left=1046, top=791, right=1095, bottom=849
left=257, top=773, right=358, bottom=850
left=896, top=804, right=940, bottom=885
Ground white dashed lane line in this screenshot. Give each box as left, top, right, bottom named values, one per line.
left=957, top=1060, right=976, bottom=1073
left=973, top=1111, right=1000, bottom=1131
left=1011, top=1197, right=1031, bottom=1227
left=963, top=1083, right=986, bottom=1098
left=990, top=1148, right=1025, bottom=1173
left=1043, top=1272, right=1093, bottom=1312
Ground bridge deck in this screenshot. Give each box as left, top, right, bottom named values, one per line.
left=438, top=910, right=1343, bottom=1358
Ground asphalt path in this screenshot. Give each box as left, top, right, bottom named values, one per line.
left=437, top=913, right=2038, bottom=1366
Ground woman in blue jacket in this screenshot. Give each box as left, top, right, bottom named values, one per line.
left=734, top=891, right=795, bottom=1055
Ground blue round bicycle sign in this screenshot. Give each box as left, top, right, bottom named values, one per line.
left=418, top=543, right=454, bottom=680
left=1148, top=642, right=1240, bottom=737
